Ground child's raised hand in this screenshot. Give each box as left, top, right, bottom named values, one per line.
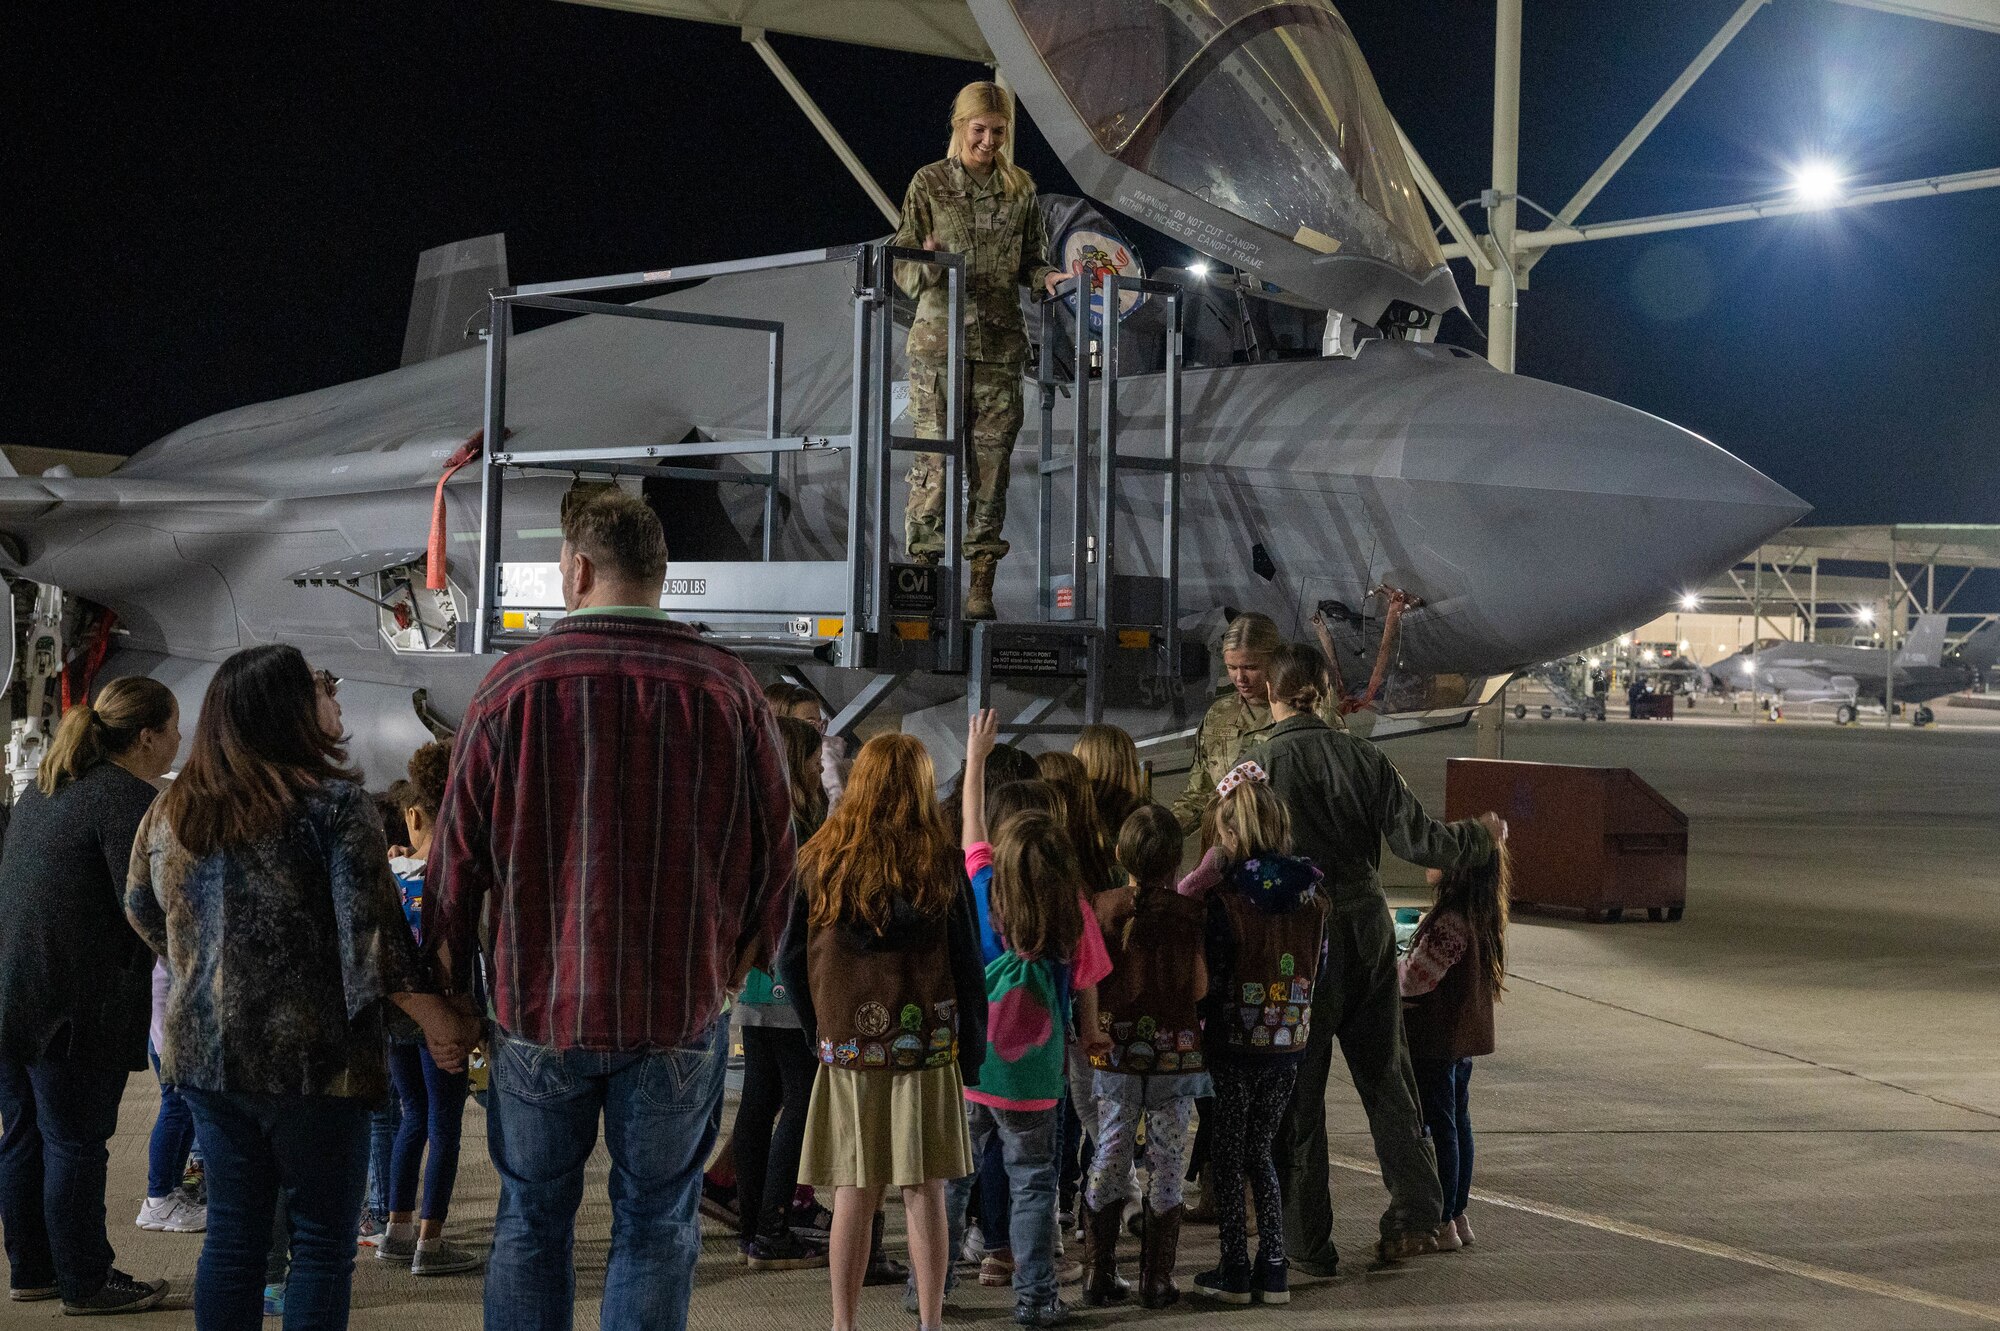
left=967, top=708, right=999, bottom=763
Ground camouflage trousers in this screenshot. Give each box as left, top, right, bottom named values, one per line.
left=903, top=357, right=1025, bottom=562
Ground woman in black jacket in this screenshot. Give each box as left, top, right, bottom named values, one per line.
left=0, top=677, right=180, bottom=1314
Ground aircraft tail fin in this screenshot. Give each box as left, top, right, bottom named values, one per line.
left=1956, top=620, right=2000, bottom=671
left=401, top=234, right=509, bottom=367
left=1896, top=613, right=1947, bottom=668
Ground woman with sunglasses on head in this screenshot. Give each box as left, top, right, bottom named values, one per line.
left=126, top=647, right=479, bottom=1331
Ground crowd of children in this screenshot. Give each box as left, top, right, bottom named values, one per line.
left=715, top=642, right=1513, bottom=1330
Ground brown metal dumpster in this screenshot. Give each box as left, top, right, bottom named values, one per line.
left=1444, top=759, right=1688, bottom=922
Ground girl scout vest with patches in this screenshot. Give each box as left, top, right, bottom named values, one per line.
left=1089, top=886, right=1206, bottom=1075
left=1217, top=891, right=1329, bottom=1058
left=805, top=914, right=960, bottom=1074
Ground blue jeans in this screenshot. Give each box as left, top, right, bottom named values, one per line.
left=365, top=1097, right=401, bottom=1223
left=147, top=1048, right=196, bottom=1199
left=1412, top=1057, right=1475, bottom=1221
left=181, top=1090, right=369, bottom=1331
left=946, top=1103, right=1059, bottom=1311
left=0, top=1052, right=129, bottom=1301
left=387, top=1039, right=469, bottom=1221
left=483, top=1020, right=726, bottom=1331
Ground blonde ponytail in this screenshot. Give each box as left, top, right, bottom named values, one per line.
left=36, top=677, right=178, bottom=796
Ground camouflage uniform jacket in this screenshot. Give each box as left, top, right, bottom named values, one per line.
left=1170, top=689, right=1346, bottom=832
left=892, top=157, right=1058, bottom=365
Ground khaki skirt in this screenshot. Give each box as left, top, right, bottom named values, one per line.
left=798, top=1061, right=973, bottom=1190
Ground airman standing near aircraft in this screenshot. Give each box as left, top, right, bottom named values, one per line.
left=895, top=81, right=1062, bottom=620
left=1170, top=613, right=1346, bottom=833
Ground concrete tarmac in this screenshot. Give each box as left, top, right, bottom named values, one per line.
left=26, top=716, right=2000, bottom=1329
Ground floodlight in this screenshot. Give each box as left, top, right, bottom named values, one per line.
left=1187, top=260, right=1210, bottom=279
left=1791, top=160, right=1843, bottom=207
left=1679, top=640, right=1691, bottom=651
left=1679, top=593, right=1700, bottom=610
left=1856, top=607, right=1875, bottom=625
left=1588, top=656, right=1603, bottom=668
left=1618, top=635, right=1632, bottom=646
left=1641, top=649, right=1656, bottom=662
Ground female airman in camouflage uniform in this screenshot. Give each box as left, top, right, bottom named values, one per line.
left=893, top=81, right=1062, bottom=620
left=1171, top=613, right=1346, bottom=833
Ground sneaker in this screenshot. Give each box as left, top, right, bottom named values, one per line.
left=699, top=1177, right=740, bottom=1230
left=745, top=1231, right=828, bottom=1271
left=1054, top=1255, right=1083, bottom=1285
left=1373, top=1230, right=1440, bottom=1264
left=979, top=1253, right=1016, bottom=1287
left=902, top=1280, right=958, bottom=1315
left=787, top=1197, right=833, bottom=1241
left=375, top=1226, right=417, bottom=1262
left=10, top=1286, right=58, bottom=1302
left=1252, top=1259, right=1290, bottom=1305
left=60, top=1271, right=167, bottom=1316
left=411, top=1240, right=483, bottom=1276
left=960, top=1224, right=986, bottom=1265
left=1454, top=1214, right=1476, bottom=1247
left=1193, top=1263, right=1253, bottom=1305
left=136, top=1193, right=207, bottom=1233
left=262, top=1285, right=284, bottom=1318
left=1013, top=1296, right=1073, bottom=1327
left=355, top=1213, right=385, bottom=1248
left=1432, top=1221, right=1463, bottom=1252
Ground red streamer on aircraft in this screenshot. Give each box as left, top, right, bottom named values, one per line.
left=427, top=431, right=486, bottom=591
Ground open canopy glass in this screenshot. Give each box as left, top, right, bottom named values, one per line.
left=973, top=0, right=1458, bottom=322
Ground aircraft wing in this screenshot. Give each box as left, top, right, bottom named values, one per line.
left=0, top=476, right=266, bottom=519
left=556, top=0, right=992, bottom=60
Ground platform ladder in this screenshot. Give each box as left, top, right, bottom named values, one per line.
left=966, top=269, right=1190, bottom=732
left=467, top=241, right=976, bottom=675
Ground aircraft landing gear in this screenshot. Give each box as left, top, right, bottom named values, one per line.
left=1513, top=703, right=1526, bottom=720
left=1835, top=703, right=1857, bottom=726
left=1913, top=705, right=1936, bottom=728
left=1540, top=704, right=1553, bottom=719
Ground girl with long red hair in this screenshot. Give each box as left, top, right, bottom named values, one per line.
left=777, top=734, right=988, bottom=1331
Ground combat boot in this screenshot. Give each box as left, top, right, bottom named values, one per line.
left=1139, top=1204, right=1183, bottom=1309
left=1082, top=1202, right=1129, bottom=1306
left=966, top=555, right=999, bottom=620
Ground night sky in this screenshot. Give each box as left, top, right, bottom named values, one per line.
left=7, top=0, right=1997, bottom=525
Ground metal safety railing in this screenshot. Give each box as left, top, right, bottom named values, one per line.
left=468, top=242, right=969, bottom=666
left=967, top=269, right=1187, bottom=729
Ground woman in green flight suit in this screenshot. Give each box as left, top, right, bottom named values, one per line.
left=893, top=81, right=1063, bottom=620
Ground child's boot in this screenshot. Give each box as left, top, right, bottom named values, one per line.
left=1138, top=1204, right=1183, bottom=1309
left=862, top=1209, right=909, bottom=1285
left=1082, top=1202, right=1128, bottom=1305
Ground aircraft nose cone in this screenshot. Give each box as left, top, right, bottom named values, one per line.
left=1379, top=348, right=1810, bottom=672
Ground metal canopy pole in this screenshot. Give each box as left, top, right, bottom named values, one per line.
left=472, top=293, right=509, bottom=655
left=1485, top=0, right=1523, bottom=375
left=742, top=28, right=899, bottom=227
left=1885, top=531, right=1899, bottom=727
left=1523, top=0, right=1769, bottom=274
left=1392, top=120, right=1494, bottom=279
left=1096, top=274, right=1119, bottom=635
left=1441, top=166, right=2000, bottom=257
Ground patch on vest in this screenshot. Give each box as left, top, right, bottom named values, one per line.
left=855, top=1002, right=891, bottom=1037
left=892, top=1032, right=924, bottom=1068
left=900, top=1004, right=924, bottom=1032
left=933, top=999, right=956, bottom=1027
left=1240, top=982, right=1264, bottom=1006
left=929, top=1026, right=953, bottom=1053
left=1250, top=1026, right=1272, bottom=1047
left=834, top=1040, right=860, bottom=1066
left=1128, top=1041, right=1156, bottom=1071
left=1176, top=1029, right=1197, bottom=1052
left=1274, top=1027, right=1293, bottom=1048
left=1158, top=1051, right=1180, bottom=1071
left=862, top=1043, right=887, bottom=1068
left=1279, top=952, right=1296, bottom=978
